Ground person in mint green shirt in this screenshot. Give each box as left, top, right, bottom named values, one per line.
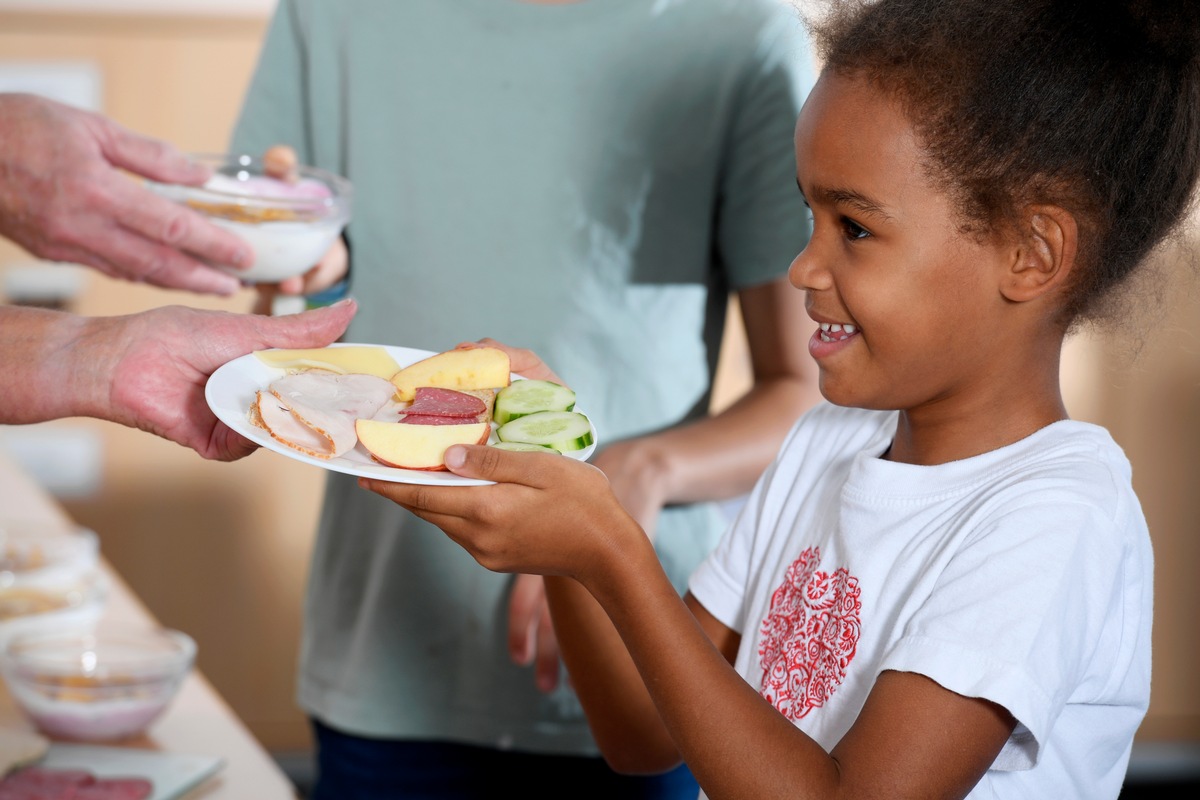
left=233, top=1, right=819, bottom=797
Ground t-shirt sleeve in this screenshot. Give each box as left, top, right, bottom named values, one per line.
left=715, top=7, right=816, bottom=290
left=230, top=0, right=313, bottom=159
left=880, top=500, right=1139, bottom=771
left=689, top=412, right=812, bottom=631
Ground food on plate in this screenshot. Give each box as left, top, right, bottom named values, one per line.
left=250, top=372, right=397, bottom=459
left=356, top=419, right=490, bottom=470
left=390, top=347, right=511, bottom=402
left=492, top=379, right=576, bottom=426
left=398, top=387, right=494, bottom=423
left=253, top=346, right=401, bottom=379
left=496, top=410, right=594, bottom=452
left=491, top=441, right=562, bottom=454
left=238, top=343, right=595, bottom=473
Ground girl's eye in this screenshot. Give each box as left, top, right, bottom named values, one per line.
left=841, top=217, right=870, bottom=241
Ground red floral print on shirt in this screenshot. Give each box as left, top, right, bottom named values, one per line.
left=758, top=546, right=862, bottom=720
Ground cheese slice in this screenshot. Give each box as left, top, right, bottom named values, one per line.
left=254, top=346, right=401, bottom=380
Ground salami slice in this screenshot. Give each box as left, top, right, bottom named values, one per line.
left=403, top=387, right=487, bottom=418
left=396, top=413, right=482, bottom=426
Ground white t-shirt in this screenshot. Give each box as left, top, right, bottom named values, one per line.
left=689, top=403, right=1153, bottom=799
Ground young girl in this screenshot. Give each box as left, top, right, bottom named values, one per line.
left=363, top=0, right=1200, bottom=797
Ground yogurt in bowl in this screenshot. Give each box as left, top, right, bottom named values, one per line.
left=147, top=153, right=352, bottom=284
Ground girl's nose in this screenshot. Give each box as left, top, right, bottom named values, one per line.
left=788, top=242, right=830, bottom=292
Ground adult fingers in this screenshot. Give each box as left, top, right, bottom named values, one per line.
left=98, top=117, right=211, bottom=186
left=508, top=574, right=546, bottom=665
left=206, top=424, right=261, bottom=463
left=108, top=176, right=253, bottom=273
left=258, top=298, right=357, bottom=347
left=533, top=598, right=561, bottom=693
left=455, top=339, right=565, bottom=385
left=99, top=223, right=244, bottom=295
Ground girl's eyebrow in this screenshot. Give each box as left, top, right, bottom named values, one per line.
left=800, top=181, right=894, bottom=222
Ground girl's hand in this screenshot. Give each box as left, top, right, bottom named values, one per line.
left=360, top=444, right=638, bottom=582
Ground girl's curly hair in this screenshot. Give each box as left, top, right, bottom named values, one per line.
left=805, top=0, right=1200, bottom=330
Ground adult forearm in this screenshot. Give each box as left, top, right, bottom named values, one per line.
left=650, top=374, right=811, bottom=505
left=0, top=306, right=110, bottom=424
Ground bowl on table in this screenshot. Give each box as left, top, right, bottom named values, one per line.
left=146, top=152, right=352, bottom=284
left=0, top=521, right=98, bottom=590
left=0, top=522, right=106, bottom=650
left=0, top=626, right=196, bottom=741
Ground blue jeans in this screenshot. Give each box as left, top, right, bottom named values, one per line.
left=310, top=718, right=701, bottom=800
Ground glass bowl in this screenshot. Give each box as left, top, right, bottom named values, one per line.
left=146, top=152, right=352, bottom=284
left=0, top=626, right=195, bottom=741
left=0, top=521, right=99, bottom=591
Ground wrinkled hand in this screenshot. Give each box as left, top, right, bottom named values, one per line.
left=0, top=93, right=252, bottom=295
left=103, top=299, right=356, bottom=460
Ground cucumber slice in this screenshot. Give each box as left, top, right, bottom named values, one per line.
left=493, top=379, right=576, bottom=426
left=491, top=441, right=562, bottom=455
left=496, top=410, right=594, bottom=452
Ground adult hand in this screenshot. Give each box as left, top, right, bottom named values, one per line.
left=99, top=300, right=356, bottom=460
left=0, top=93, right=253, bottom=295
left=508, top=573, right=562, bottom=692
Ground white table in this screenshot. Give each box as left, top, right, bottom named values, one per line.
left=0, top=450, right=297, bottom=799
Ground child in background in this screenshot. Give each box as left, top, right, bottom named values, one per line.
left=363, top=0, right=1200, bottom=797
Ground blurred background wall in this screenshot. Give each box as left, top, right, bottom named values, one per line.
left=0, top=0, right=1196, bottom=788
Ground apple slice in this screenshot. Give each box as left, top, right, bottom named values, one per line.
left=355, top=418, right=490, bottom=471
left=390, top=347, right=511, bottom=402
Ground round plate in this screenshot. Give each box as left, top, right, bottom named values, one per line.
left=205, top=343, right=597, bottom=485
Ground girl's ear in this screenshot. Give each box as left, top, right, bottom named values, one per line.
left=1001, top=204, right=1078, bottom=303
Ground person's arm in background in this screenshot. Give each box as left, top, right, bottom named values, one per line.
left=508, top=2, right=822, bottom=691
left=0, top=299, right=356, bottom=461
left=0, top=93, right=253, bottom=295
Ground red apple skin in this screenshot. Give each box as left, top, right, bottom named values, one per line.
left=356, top=419, right=490, bottom=471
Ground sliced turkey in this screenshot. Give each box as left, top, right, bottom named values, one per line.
left=251, top=372, right=397, bottom=459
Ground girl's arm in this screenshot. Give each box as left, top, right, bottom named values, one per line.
left=365, top=448, right=1016, bottom=800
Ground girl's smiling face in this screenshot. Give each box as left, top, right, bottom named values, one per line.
left=790, top=71, right=1021, bottom=415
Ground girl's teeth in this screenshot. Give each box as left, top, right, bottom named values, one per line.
left=818, top=322, right=858, bottom=342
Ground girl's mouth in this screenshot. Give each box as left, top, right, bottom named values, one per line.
left=817, top=322, right=858, bottom=342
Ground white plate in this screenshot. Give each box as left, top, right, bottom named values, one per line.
left=205, top=343, right=596, bottom=486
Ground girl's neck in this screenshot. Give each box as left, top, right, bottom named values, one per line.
left=885, top=352, right=1069, bottom=466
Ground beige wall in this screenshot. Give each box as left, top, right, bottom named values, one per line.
left=1, top=8, right=1197, bottom=754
